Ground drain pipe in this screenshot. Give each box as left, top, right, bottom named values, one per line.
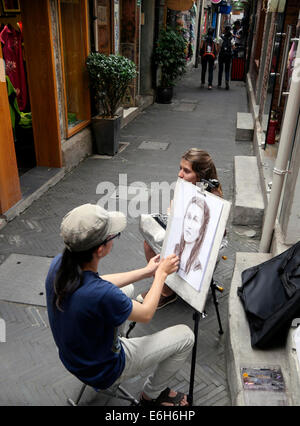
left=259, top=39, right=300, bottom=252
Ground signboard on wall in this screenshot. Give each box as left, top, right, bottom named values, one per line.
left=166, top=0, right=193, bottom=11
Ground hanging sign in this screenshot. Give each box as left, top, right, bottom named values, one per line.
left=166, top=0, right=194, bottom=11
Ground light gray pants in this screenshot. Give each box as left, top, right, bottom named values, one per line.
left=116, top=284, right=195, bottom=399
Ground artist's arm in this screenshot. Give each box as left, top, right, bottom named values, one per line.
left=128, top=254, right=179, bottom=323
left=102, top=254, right=160, bottom=288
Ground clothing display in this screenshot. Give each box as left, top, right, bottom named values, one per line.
left=6, top=75, right=21, bottom=133
left=0, top=24, right=27, bottom=111
left=167, top=3, right=197, bottom=61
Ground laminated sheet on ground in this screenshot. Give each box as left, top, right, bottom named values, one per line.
left=0, top=254, right=52, bottom=306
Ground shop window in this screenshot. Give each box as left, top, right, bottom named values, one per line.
left=58, top=0, right=90, bottom=138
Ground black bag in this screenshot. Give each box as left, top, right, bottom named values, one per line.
left=237, top=241, right=300, bottom=349
left=220, top=35, right=232, bottom=58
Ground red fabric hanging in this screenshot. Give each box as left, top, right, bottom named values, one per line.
left=0, top=24, right=27, bottom=111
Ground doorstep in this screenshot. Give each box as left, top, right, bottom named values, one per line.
left=121, top=107, right=140, bottom=128
left=232, top=156, right=265, bottom=226
left=0, top=166, right=66, bottom=229
left=121, top=95, right=154, bottom=129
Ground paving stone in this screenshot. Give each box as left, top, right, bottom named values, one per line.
left=172, top=103, right=197, bottom=112
left=138, top=141, right=169, bottom=150
left=0, top=254, right=52, bottom=306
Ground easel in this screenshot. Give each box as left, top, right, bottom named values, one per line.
left=129, top=179, right=228, bottom=405
left=186, top=179, right=225, bottom=405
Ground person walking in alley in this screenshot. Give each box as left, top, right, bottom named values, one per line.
left=45, top=203, right=194, bottom=406
left=232, top=20, right=244, bottom=58
left=137, top=148, right=225, bottom=309
left=200, top=28, right=218, bottom=90
left=218, top=26, right=234, bottom=90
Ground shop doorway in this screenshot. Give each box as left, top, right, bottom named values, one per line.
left=0, top=4, right=36, bottom=176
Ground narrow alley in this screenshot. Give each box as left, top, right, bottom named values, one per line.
left=0, top=68, right=261, bottom=406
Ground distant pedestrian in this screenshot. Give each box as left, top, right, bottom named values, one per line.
left=200, top=28, right=218, bottom=90
left=232, top=20, right=244, bottom=57
left=218, top=26, right=234, bottom=90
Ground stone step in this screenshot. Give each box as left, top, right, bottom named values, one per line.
left=121, top=107, right=140, bottom=128
left=233, top=156, right=265, bottom=226
left=235, top=112, right=254, bottom=141
left=226, top=252, right=300, bottom=406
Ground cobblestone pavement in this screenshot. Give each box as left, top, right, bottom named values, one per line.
left=0, top=67, right=260, bottom=406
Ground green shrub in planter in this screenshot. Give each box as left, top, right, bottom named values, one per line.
left=86, top=53, right=137, bottom=117
left=154, top=27, right=187, bottom=89
left=86, top=53, right=137, bottom=155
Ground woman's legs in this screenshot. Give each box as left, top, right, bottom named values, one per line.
left=218, top=57, right=224, bottom=86
left=144, top=240, right=156, bottom=263
left=118, top=325, right=194, bottom=402
left=208, top=56, right=214, bottom=87
left=225, top=58, right=231, bottom=88
left=201, top=57, right=208, bottom=84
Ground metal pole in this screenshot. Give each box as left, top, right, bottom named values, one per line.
left=195, top=0, right=204, bottom=68
left=259, top=39, right=300, bottom=252
left=188, top=310, right=200, bottom=406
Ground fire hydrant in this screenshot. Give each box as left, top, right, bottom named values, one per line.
left=267, top=118, right=278, bottom=145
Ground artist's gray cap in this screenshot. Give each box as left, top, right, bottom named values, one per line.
left=60, top=203, right=126, bottom=252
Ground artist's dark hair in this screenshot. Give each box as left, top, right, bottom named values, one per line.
left=181, top=148, right=223, bottom=196
left=53, top=245, right=100, bottom=311
left=175, top=196, right=210, bottom=274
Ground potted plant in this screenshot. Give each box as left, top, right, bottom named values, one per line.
left=154, top=27, right=187, bottom=104
left=86, top=53, right=137, bottom=155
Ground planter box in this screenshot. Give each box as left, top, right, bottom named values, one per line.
left=91, top=115, right=121, bottom=156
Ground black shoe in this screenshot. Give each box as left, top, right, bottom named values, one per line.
left=226, top=83, right=229, bottom=90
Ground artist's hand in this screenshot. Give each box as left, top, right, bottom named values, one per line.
left=156, top=254, right=179, bottom=277
left=144, top=254, right=161, bottom=277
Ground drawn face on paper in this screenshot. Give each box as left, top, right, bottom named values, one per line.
left=183, top=203, right=204, bottom=244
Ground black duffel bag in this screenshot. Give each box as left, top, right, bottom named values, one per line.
left=237, top=241, right=300, bottom=349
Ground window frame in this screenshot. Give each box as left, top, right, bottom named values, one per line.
left=57, top=0, right=91, bottom=139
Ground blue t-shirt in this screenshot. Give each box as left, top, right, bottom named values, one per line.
left=45, top=254, right=133, bottom=389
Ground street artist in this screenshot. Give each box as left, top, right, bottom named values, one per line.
left=45, top=203, right=194, bottom=406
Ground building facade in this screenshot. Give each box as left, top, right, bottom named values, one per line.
left=0, top=0, right=144, bottom=215
left=246, top=0, right=300, bottom=249
left=0, top=0, right=203, bottom=217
